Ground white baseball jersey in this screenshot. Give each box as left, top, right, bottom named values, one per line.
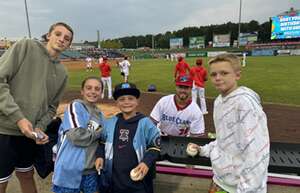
left=150, top=94, right=205, bottom=136
left=85, top=57, right=92, bottom=67
left=99, top=57, right=103, bottom=64
left=119, top=59, right=131, bottom=76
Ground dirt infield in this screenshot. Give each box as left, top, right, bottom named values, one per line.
left=62, top=90, right=300, bottom=144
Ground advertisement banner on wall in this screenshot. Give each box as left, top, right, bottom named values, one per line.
left=207, top=51, right=227, bottom=57
left=290, top=49, right=300, bottom=56
left=252, top=49, right=275, bottom=56
left=187, top=51, right=207, bottom=57
left=213, top=34, right=231, bottom=47
left=239, top=32, right=258, bottom=46
left=189, top=36, right=205, bottom=48
left=170, top=38, right=183, bottom=49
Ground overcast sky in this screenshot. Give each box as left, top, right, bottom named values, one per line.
left=0, top=0, right=299, bottom=42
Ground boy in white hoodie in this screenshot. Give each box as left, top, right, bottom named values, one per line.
left=188, top=54, right=270, bottom=193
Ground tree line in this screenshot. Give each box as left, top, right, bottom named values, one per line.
left=89, top=20, right=272, bottom=49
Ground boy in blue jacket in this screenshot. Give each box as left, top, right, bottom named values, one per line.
left=95, top=82, right=161, bottom=193
left=52, top=76, right=104, bottom=193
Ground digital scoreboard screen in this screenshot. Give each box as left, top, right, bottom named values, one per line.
left=271, top=14, right=300, bottom=40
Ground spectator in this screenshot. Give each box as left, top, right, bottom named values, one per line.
left=188, top=54, right=270, bottom=193
left=52, top=76, right=104, bottom=193
left=0, top=22, right=73, bottom=193
left=95, top=82, right=160, bottom=193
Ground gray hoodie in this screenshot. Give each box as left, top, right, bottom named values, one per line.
left=0, top=39, right=67, bottom=136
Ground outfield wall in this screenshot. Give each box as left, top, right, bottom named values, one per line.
left=129, top=48, right=300, bottom=59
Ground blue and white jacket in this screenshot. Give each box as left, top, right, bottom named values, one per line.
left=52, top=99, right=104, bottom=189
left=98, top=113, right=160, bottom=190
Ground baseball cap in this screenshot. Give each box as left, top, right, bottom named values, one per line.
left=103, top=56, right=108, bottom=60
left=113, top=82, right=140, bottom=100
left=175, top=75, right=193, bottom=87
left=196, top=58, right=203, bottom=65
left=178, top=56, right=183, bottom=61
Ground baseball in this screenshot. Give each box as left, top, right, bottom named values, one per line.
left=186, top=143, right=199, bottom=157
left=130, top=169, right=142, bottom=181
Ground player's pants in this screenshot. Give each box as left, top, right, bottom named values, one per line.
left=192, top=86, right=208, bottom=114
left=242, top=60, right=246, bottom=67
left=121, top=71, right=129, bottom=82
left=101, top=76, right=112, bottom=99
left=86, top=63, right=92, bottom=71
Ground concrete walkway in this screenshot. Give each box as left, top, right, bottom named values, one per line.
left=7, top=173, right=300, bottom=193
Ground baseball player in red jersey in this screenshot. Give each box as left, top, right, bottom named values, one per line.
left=174, top=56, right=190, bottom=80
left=150, top=75, right=205, bottom=137
left=190, top=58, right=208, bottom=114
left=99, top=56, right=112, bottom=99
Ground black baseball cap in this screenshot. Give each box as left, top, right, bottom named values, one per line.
left=113, top=82, right=140, bottom=100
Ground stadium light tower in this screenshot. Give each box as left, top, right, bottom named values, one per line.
left=237, top=0, right=242, bottom=48
left=24, top=0, right=31, bottom=38
left=97, top=30, right=101, bottom=49
left=152, top=34, right=155, bottom=49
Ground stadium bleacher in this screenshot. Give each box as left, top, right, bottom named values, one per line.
left=60, top=50, right=87, bottom=60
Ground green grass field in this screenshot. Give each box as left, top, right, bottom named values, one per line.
left=67, top=56, right=300, bottom=106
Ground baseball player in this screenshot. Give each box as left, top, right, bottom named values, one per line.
left=119, top=56, right=131, bottom=82
left=99, top=55, right=103, bottom=64
left=150, top=75, right=205, bottom=137
left=174, top=56, right=190, bottom=80
left=190, top=58, right=208, bottom=114
left=242, top=52, right=247, bottom=67
left=85, top=56, right=93, bottom=72
left=99, top=56, right=112, bottom=99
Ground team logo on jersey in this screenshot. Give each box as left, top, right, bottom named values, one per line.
left=119, top=129, right=129, bottom=142
left=161, top=113, right=191, bottom=125
left=178, top=123, right=190, bottom=136
left=154, top=137, right=161, bottom=147
left=87, top=120, right=101, bottom=131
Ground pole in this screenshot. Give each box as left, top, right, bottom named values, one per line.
left=97, top=30, right=101, bottom=49
left=237, top=0, right=242, bottom=48
left=24, top=0, right=31, bottom=38
left=152, top=35, right=155, bottom=49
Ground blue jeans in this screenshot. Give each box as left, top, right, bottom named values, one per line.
left=52, top=173, right=98, bottom=193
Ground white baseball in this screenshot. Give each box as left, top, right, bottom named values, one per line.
left=186, top=144, right=199, bottom=157
left=130, top=169, right=142, bottom=181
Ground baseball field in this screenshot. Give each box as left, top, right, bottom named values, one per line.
left=66, top=55, right=300, bottom=106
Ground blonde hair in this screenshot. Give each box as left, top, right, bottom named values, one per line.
left=208, top=53, right=241, bottom=72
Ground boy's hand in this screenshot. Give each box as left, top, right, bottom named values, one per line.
left=186, top=143, right=200, bottom=156
left=17, top=118, right=34, bottom=139
left=95, top=158, right=104, bottom=172
left=135, top=162, right=149, bottom=179
left=33, top=128, right=49, bottom=144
